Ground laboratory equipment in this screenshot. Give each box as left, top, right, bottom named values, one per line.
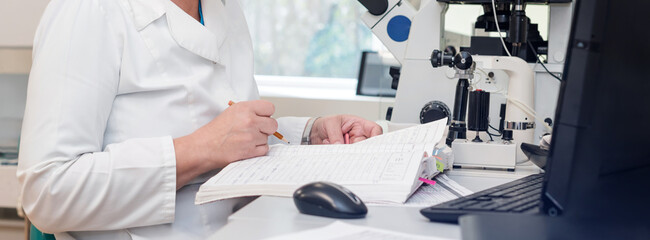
left=467, top=90, right=490, bottom=142
left=443, top=0, right=571, bottom=62
left=356, top=0, right=574, bottom=166
left=423, top=1, right=650, bottom=234
left=430, top=50, right=473, bottom=145
left=430, top=49, right=534, bottom=169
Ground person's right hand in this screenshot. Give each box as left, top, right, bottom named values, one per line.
left=173, top=100, right=278, bottom=188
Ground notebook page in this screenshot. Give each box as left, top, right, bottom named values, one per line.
left=197, top=120, right=449, bottom=204
left=266, top=143, right=421, bottom=156
left=205, top=146, right=426, bottom=186
left=360, top=118, right=447, bottom=150
left=370, top=174, right=474, bottom=207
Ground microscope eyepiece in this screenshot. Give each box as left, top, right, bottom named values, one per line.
left=358, top=0, right=389, bottom=16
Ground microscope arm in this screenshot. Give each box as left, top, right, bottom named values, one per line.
left=473, top=56, right=534, bottom=125
left=473, top=56, right=535, bottom=161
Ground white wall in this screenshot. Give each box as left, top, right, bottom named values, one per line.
left=262, top=96, right=393, bottom=122
left=0, top=0, right=44, bottom=73
left=0, top=0, right=50, bottom=47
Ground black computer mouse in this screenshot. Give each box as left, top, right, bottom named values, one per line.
left=293, top=181, right=367, bottom=219
left=521, top=143, right=549, bottom=169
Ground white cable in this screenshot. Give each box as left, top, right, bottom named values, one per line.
left=508, top=98, right=537, bottom=116
left=470, top=69, right=485, bottom=88
left=474, top=67, right=489, bottom=86
left=476, top=67, right=489, bottom=77
left=507, top=98, right=553, bottom=132
left=491, top=0, right=512, bottom=57
left=490, top=91, right=554, bottom=132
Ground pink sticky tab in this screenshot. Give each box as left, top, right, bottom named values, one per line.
left=418, top=177, right=437, bottom=186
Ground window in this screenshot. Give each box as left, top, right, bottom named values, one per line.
left=239, top=1, right=550, bottom=79
left=240, top=0, right=378, bottom=79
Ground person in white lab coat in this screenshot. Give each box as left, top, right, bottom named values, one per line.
left=17, top=0, right=382, bottom=239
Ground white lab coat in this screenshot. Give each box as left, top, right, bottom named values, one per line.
left=17, top=0, right=308, bottom=239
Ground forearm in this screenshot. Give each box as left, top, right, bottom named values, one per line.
left=173, top=135, right=221, bottom=189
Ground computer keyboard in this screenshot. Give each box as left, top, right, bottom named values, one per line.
left=420, top=173, right=544, bottom=223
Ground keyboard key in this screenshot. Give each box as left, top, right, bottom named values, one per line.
left=474, top=196, right=493, bottom=201
left=512, top=200, right=540, bottom=212
left=502, top=184, right=542, bottom=197
left=487, top=184, right=528, bottom=197
left=495, top=195, right=540, bottom=212
left=488, top=178, right=542, bottom=197
left=450, top=200, right=480, bottom=208
left=522, top=207, right=540, bottom=214
left=463, top=201, right=498, bottom=210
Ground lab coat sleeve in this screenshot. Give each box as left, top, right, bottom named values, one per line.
left=17, top=0, right=176, bottom=233
left=270, top=117, right=310, bottom=145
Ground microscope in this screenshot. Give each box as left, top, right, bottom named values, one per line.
left=430, top=49, right=535, bottom=170
left=356, top=0, right=574, bottom=169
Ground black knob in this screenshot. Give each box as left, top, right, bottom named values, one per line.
left=502, top=130, right=513, bottom=141
left=386, top=107, right=393, bottom=121
left=453, top=52, right=473, bottom=70
left=420, top=101, right=451, bottom=124
left=389, top=66, right=401, bottom=90
left=358, top=0, right=389, bottom=16
left=430, top=49, right=443, bottom=68
left=444, top=46, right=457, bottom=56
left=544, top=118, right=553, bottom=127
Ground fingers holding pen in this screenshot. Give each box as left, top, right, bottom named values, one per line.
left=251, top=144, right=270, bottom=157
left=186, top=100, right=280, bottom=169
left=250, top=100, right=275, bottom=117
left=256, top=117, right=279, bottom=136
left=228, top=100, right=278, bottom=136
left=228, top=100, right=275, bottom=116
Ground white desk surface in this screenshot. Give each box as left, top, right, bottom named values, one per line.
left=209, top=165, right=542, bottom=240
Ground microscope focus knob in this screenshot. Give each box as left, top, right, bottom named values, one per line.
left=389, top=66, right=401, bottom=90
left=430, top=50, right=443, bottom=68
left=430, top=49, right=454, bottom=68
left=502, top=130, right=514, bottom=141
left=453, top=52, right=473, bottom=70
left=420, top=101, right=451, bottom=124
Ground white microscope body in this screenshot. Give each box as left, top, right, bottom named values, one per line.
left=357, top=0, right=574, bottom=169
left=452, top=55, right=535, bottom=170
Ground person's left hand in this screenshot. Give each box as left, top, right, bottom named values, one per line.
left=310, top=115, right=383, bottom=144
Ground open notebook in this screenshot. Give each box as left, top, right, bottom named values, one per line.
left=195, top=119, right=447, bottom=205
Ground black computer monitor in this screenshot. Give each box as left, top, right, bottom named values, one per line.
left=542, top=0, right=650, bottom=221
